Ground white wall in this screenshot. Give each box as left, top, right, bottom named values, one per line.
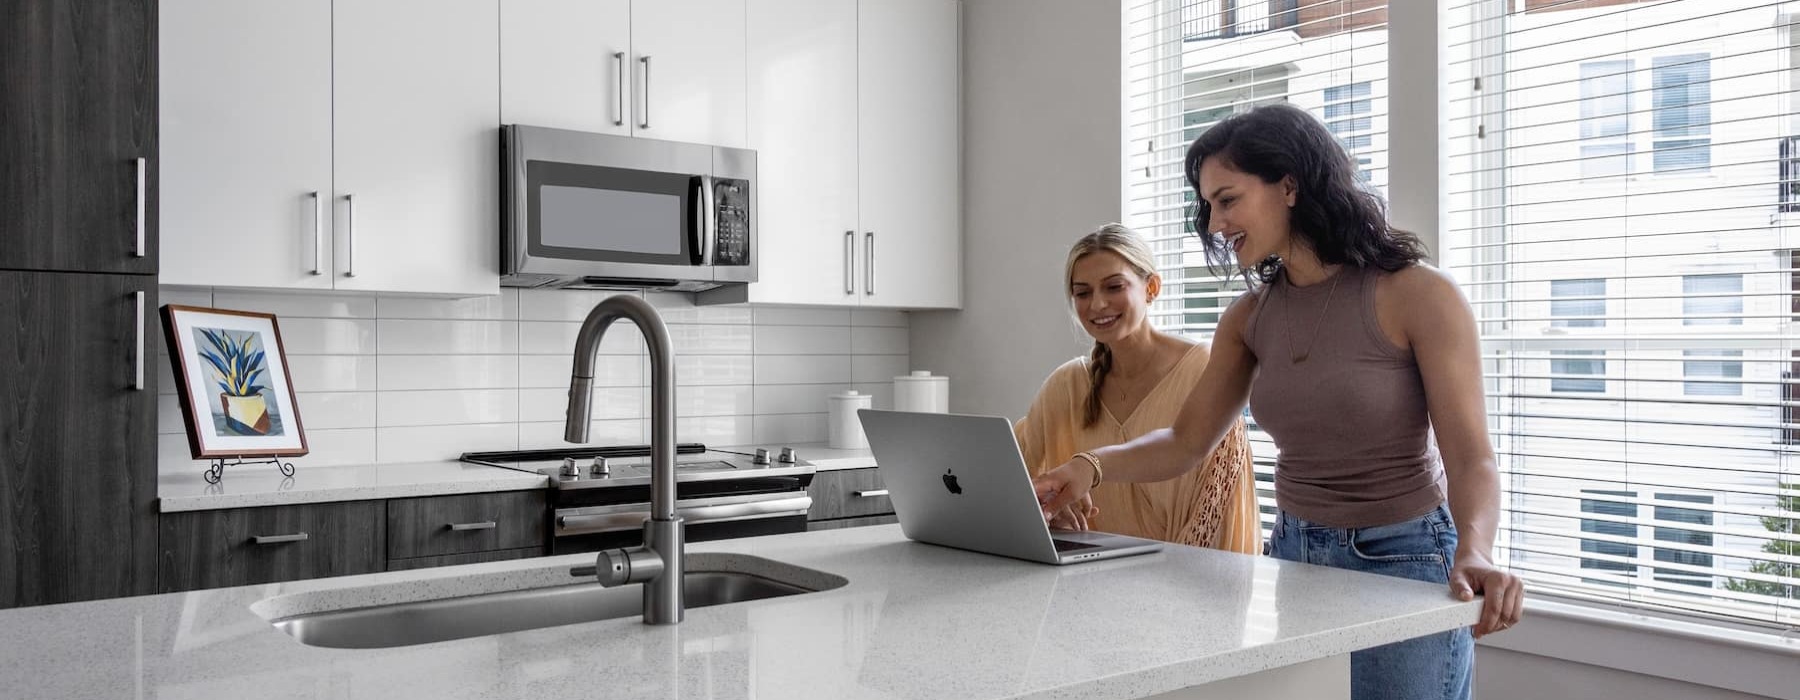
left=1476, top=647, right=1777, bottom=700
left=909, top=0, right=1124, bottom=419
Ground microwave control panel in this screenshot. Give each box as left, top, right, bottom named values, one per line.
left=713, top=178, right=751, bottom=266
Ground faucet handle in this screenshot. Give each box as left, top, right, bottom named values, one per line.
left=590, top=456, right=610, bottom=476
left=752, top=448, right=770, bottom=465
left=561, top=457, right=582, bottom=477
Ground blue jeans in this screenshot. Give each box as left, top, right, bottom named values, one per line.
left=1266, top=505, right=1473, bottom=700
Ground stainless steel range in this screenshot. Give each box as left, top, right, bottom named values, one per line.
left=462, top=443, right=815, bottom=554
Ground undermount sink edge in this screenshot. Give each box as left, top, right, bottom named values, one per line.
left=251, top=553, right=849, bottom=649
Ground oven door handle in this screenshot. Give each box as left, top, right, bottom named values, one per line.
left=556, top=493, right=813, bottom=537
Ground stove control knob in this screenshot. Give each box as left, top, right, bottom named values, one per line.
left=590, top=456, right=610, bottom=477
left=561, top=457, right=582, bottom=478
left=752, top=448, right=770, bottom=466
left=778, top=447, right=798, bottom=464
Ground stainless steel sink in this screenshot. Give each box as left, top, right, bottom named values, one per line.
left=271, top=570, right=821, bottom=649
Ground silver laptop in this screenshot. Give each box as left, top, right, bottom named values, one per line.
left=858, top=409, right=1164, bottom=565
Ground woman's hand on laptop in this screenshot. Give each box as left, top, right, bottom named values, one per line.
left=1033, top=458, right=1098, bottom=522
left=1047, top=494, right=1099, bottom=531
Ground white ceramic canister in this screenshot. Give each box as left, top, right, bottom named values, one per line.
left=892, top=370, right=949, bottom=413
left=828, top=390, right=873, bottom=449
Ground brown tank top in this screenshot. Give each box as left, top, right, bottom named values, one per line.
left=1243, top=265, right=1445, bottom=528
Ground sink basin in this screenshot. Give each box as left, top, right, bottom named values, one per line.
left=272, top=568, right=832, bottom=649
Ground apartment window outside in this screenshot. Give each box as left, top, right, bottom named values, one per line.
left=1652, top=53, right=1712, bottom=173
left=1579, top=60, right=1633, bottom=179
left=1550, top=278, right=1605, bottom=328
left=1653, top=494, right=1717, bottom=588
left=1580, top=491, right=1638, bottom=583
left=1550, top=350, right=1606, bottom=393
left=1682, top=274, right=1743, bottom=326
left=1683, top=350, right=1743, bottom=396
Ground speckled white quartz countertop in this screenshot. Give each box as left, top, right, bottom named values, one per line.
left=0, top=525, right=1480, bottom=700
left=158, top=460, right=548, bottom=512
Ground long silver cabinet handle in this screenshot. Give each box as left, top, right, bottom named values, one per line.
left=343, top=194, right=357, bottom=278
left=557, top=494, right=813, bottom=537
left=613, top=51, right=626, bottom=127
left=252, top=533, right=309, bottom=545
left=132, top=291, right=145, bottom=391
left=639, top=55, right=652, bottom=129
left=853, top=489, right=888, bottom=498
left=134, top=157, right=146, bottom=257
left=865, top=231, right=875, bottom=295
left=845, top=231, right=855, bottom=294
left=310, top=191, right=324, bottom=275
left=448, top=521, right=497, bottom=532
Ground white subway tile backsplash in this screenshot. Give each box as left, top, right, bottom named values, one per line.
left=851, top=308, right=909, bottom=327
left=676, top=355, right=754, bottom=386
left=519, top=419, right=647, bottom=449
left=159, top=286, right=214, bottom=309
left=850, top=383, right=894, bottom=410
left=646, top=291, right=753, bottom=325
left=851, top=326, right=909, bottom=355
left=752, top=384, right=840, bottom=416
left=753, top=413, right=828, bottom=445
left=155, top=352, right=177, bottom=395
left=280, top=318, right=377, bottom=354
left=754, top=355, right=851, bottom=385
left=753, top=325, right=851, bottom=355
left=212, top=290, right=378, bottom=319
left=378, top=355, right=519, bottom=391
left=378, top=389, right=519, bottom=427
left=518, top=387, right=643, bottom=422
left=677, top=385, right=754, bottom=418
left=752, top=306, right=851, bottom=327
left=518, top=354, right=644, bottom=388
left=669, top=324, right=754, bottom=355
left=851, top=355, right=910, bottom=384
left=379, top=319, right=517, bottom=355
left=517, top=320, right=644, bottom=355
left=377, top=289, right=519, bottom=320
left=518, top=288, right=641, bottom=322
left=678, top=415, right=755, bottom=445
left=378, top=424, right=520, bottom=462
left=293, top=392, right=379, bottom=431
left=286, top=355, right=380, bottom=393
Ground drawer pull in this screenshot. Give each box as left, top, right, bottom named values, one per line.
left=448, top=521, right=498, bottom=532
left=251, top=533, right=309, bottom=545
left=853, top=489, right=889, bottom=498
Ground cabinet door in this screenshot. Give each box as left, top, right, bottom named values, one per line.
left=159, top=0, right=334, bottom=288
left=0, top=0, right=157, bottom=275
left=629, top=0, right=748, bottom=148
left=857, top=0, right=961, bottom=309
left=743, top=0, right=861, bottom=305
left=333, top=0, right=500, bottom=296
left=158, top=501, right=386, bottom=592
left=0, top=272, right=156, bottom=607
left=387, top=491, right=547, bottom=559
left=501, top=0, right=632, bottom=135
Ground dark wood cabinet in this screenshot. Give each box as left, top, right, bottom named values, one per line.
left=387, top=491, right=547, bottom=560
left=807, top=467, right=896, bottom=529
left=0, top=272, right=158, bottom=607
left=157, top=501, right=386, bottom=592
left=0, top=0, right=158, bottom=274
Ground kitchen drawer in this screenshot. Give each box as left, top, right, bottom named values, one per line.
left=158, top=501, right=386, bottom=593
left=807, top=467, right=893, bottom=520
left=387, top=491, right=547, bottom=559
left=386, top=546, right=542, bottom=572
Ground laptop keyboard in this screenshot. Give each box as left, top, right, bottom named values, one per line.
left=1052, top=538, right=1101, bottom=553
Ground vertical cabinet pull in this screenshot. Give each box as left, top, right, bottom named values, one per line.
left=845, top=230, right=855, bottom=295
left=133, top=157, right=146, bottom=258
left=310, top=191, right=324, bottom=276
left=638, top=55, right=652, bottom=129
left=865, top=231, right=876, bottom=296
left=132, top=291, right=145, bottom=391
left=343, top=194, right=357, bottom=278
left=612, top=51, right=626, bottom=127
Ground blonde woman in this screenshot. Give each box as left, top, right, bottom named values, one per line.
left=1013, top=225, right=1260, bottom=553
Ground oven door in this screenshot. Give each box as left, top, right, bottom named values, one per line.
left=553, top=491, right=813, bottom=554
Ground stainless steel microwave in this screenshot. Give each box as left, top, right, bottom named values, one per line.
left=501, top=125, right=755, bottom=291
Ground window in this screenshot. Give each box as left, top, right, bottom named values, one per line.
left=1447, top=1, right=1794, bottom=628
left=1579, top=60, right=1633, bottom=178
left=1682, top=350, right=1743, bottom=396
left=1652, top=54, right=1711, bottom=172
left=1682, top=274, right=1743, bottom=326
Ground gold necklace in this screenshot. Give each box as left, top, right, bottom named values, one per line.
left=1281, top=267, right=1344, bottom=364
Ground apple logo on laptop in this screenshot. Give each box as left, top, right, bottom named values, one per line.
left=942, top=468, right=963, bottom=494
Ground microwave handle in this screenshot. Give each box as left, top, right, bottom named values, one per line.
left=694, top=175, right=716, bottom=265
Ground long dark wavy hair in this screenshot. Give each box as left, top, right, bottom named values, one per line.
left=1185, top=103, right=1426, bottom=284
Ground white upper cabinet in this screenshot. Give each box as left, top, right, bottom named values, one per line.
left=858, top=0, right=960, bottom=309
left=160, top=0, right=499, bottom=296
left=159, top=0, right=334, bottom=289
left=500, top=0, right=632, bottom=135
left=333, top=0, right=499, bottom=295
left=743, top=0, right=860, bottom=305
left=629, top=0, right=749, bottom=148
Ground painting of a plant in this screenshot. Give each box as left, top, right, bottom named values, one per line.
left=198, top=328, right=267, bottom=399
left=163, top=305, right=308, bottom=459
left=194, top=327, right=285, bottom=437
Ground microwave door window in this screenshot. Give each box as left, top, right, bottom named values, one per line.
left=541, top=187, right=681, bottom=255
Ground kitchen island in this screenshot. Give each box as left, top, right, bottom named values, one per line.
left=0, top=524, right=1478, bottom=700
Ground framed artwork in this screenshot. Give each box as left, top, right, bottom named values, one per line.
left=161, top=305, right=308, bottom=459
